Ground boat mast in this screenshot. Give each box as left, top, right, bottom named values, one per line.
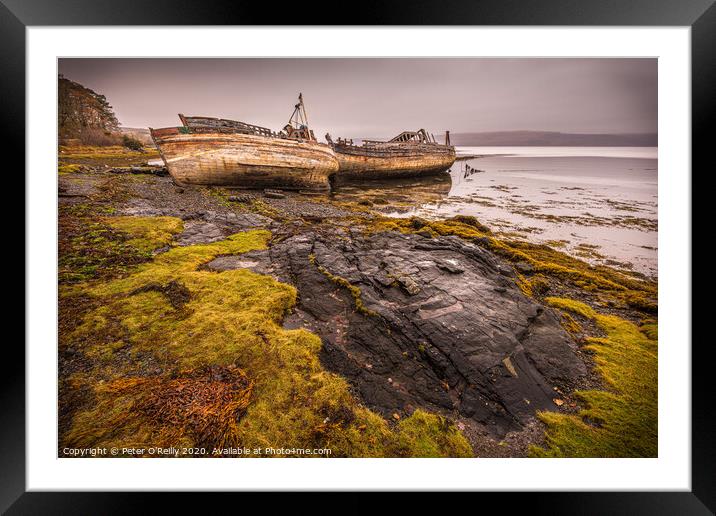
left=285, top=93, right=315, bottom=141
left=299, top=93, right=309, bottom=127
left=289, top=93, right=309, bottom=129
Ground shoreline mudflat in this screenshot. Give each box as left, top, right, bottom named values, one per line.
left=401, top=149, right=659, bottom=279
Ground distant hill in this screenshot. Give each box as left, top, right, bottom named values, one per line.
left=448, top=131, right=657, bottom=147
left=120, top=127, right=154, bottom=145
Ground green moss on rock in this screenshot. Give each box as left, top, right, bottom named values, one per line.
left=63, top=230, right=471, bottom=457
left=103, top=215, right=184, bottom=253
left=531, top=297, right=657, bottom=457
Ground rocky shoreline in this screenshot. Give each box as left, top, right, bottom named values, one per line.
left=57, top=149, right=658, bottom=457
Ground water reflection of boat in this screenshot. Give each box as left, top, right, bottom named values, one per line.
left=149, top=94, right=339, bottom=190
left=331, top=173, right=452, bottom=208
left=327, top=129, right=456, bottom=180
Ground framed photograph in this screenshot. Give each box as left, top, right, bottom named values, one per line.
left=9, top=0, right=711, bottom=511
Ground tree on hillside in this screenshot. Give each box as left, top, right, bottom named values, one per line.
left=58, top=74, right=120, bottom=143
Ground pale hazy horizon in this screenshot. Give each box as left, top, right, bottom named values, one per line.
left=58, top=58, right=657, bottom=141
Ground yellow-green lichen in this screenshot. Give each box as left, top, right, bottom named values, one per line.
left=530, top=297, right=657, bottom=457
left=59, top=211, right=176, bottom=284
left=103, top=215, right=184, bottom=253
left=559, top=312, right=583, bottom=337
left=59, top=164, right=82, bottom=175
left=59, top=145, right=159, bottom=160
left=63, top=229, right=471, bottom=457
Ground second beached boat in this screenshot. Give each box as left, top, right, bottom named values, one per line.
left=149, top=94, right=339, bottom=191
left=328, top=129, right=456, bottom=180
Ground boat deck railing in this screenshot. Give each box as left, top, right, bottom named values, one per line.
left=334, top=137, right=454, bottom=152
left=180, top=114, right=283, bottom=138
left=333, top=138, right=455, bottom=158
left=188, top=125, right=283, bottom=138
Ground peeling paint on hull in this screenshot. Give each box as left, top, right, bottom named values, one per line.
left=151, top=132, right=340, bottom=190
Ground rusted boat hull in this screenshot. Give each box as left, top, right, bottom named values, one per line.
left=333, top=145, right=456, bottom=180
left=150, top=129, right=339, bottom=190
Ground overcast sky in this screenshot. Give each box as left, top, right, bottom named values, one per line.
left=59, top=58, right=657, bottom=140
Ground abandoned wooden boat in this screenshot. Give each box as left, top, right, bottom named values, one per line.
left=327, top=129, right=456, bottom=180
left=149, top=94, right=339, bottom=190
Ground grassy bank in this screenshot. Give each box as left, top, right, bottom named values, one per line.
left=59, top=145, right=159, bottom=168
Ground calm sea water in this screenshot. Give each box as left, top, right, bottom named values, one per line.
left=384, top=146, right=658, bottom=278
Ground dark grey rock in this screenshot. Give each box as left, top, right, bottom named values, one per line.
left=203, top=250, right=274, bottom=275
left=176, top=221, right=226, bottom=245
left=437, top=258, right=465, bottom=274
left=515, top=261, right=534, bottom=274
left=268, top=228, right=587, bottom=437
left=118, top=194, right=272, bottom=246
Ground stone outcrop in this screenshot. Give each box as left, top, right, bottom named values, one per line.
left=211, top=226, right=587, bottom=437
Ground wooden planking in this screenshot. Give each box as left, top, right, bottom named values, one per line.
left=333, top=143, right=456, bottom=179
left=335, top=143, right=455, bottom=158
left=153, top=131, right=339, bottom=190
left=180, top=114, right=278, bottom=138
left=149, top=126, right=182, bottom=137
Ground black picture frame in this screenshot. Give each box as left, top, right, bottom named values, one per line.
left=6, top=0, right=711, bottom=512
